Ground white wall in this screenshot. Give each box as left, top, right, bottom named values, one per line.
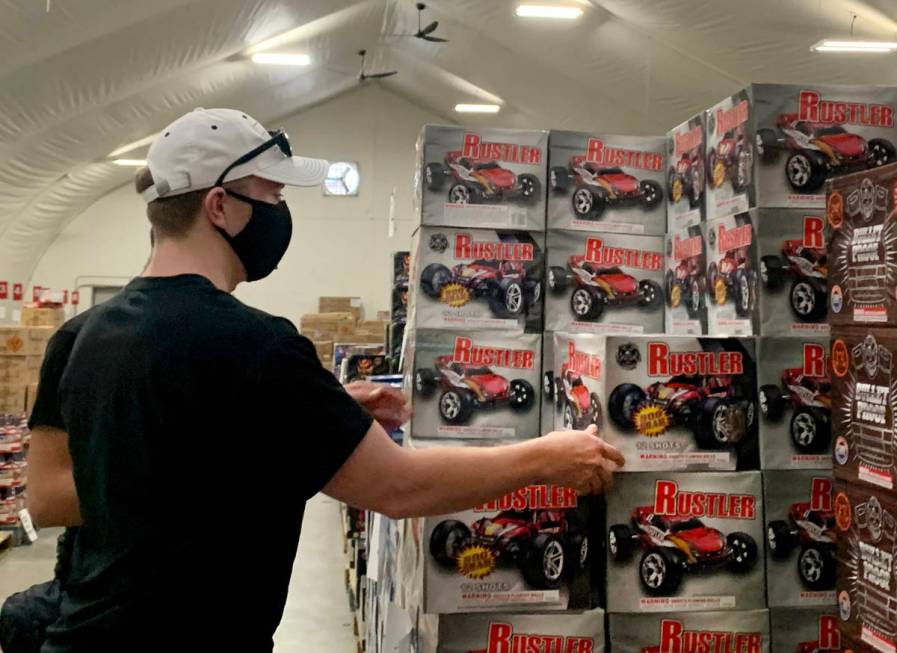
left=30, top=84, right=447, bottom=322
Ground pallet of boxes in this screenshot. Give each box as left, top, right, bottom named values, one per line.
left=827, top=160, right=897, bottom=653
left=391, top=124, right=606, bottom=653
left=0, top=301, right=64, bottom=546
left=299, top=297, right=388, bottom=378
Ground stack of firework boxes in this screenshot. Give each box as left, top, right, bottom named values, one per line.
left=828, top=159, right=897, bottom=653
left=398, top=125, right=606, bottom=653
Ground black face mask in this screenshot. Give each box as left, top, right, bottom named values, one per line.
left=217, top=190, right=292, bottom=282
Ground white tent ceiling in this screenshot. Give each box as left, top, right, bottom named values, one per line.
left=3, top=0, right=897, bottom=284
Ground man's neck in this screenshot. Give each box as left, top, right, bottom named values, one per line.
left=142, top=234, right=240, bottom=292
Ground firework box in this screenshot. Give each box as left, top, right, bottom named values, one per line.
left=609, top=610, right=770, bottom=653
left=600, top=336, right=759, bottom=472
left=664, top=224, right=708, bottom=335
left=758, top=337, right=832, bottom=470
left=551, top=333, right=607, bottom=433
left=757, top=209, right=830, bottom=336
left=704, top=211, right=760, bottom=336
left=547, top=130, right=666, bottom=235
left=826, top=162, right=897, bottom=328
left=409, top=226, right=545, bottom=334
left=830, top=327, right=897, bottom=491
left=545, top=230, right=665, bottom=335
left=420, top=484, right=592, bottom=614
left=666, top=114, right=706, bottom=231
left=834, top=480, right=897, bottom=653
left=770, top=607, right=842, bottom=653
left=750, top=84, right=897, bottom=209
left=408, top=329, right=541, bottom=440
left=705, top=90, right=757, bottom=221
left=541, top=332, right=556, bottom=437
left=417, top=608, right=605, bottom=653
left=416, top=125, right=548, bottom=231
left=764, top=470, right=838, bottom=607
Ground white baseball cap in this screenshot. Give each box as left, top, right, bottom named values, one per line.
left=140, top=108, right=329, bottom=203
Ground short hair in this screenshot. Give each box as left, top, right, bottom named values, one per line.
left=134, top=167, right=206, bottom=239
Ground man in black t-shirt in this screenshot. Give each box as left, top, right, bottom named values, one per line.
left=22, top=109, right=624, bottom=652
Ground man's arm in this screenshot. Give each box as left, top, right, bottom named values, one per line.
left=323, top=421, right=623, bottom=520
left=25, top=426, right=82, bottom=527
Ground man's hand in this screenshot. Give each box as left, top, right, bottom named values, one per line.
left=537, top=425, right=625, bottom=496
left=344, top=381, right=411, bottom=432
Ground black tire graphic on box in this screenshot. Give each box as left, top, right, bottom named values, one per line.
left=734, top=268, right=752, bottom=317
left=734, top=145, right=751, bottom=191
left=548, top=266, right=570, bottom=292
left=639, top=180, right=663, bottom=209
left=449, top=183, right=472, bottom=204
left=694, top=397, right=730, bottom=450
left=420, top=263, right=452, bottom=298
left=639, top=548, right=683, bottom=596
left=517, top=174, right=540, bottom=203
left=790, top=278, right=827, bottom=322
left=756, top=129, right=781, bottom=163
left=543, top=372, right=554, bottom=399
left=570, top=287, right=605, bottom=321
left=569, top=535, right=589, bottom=571
left=638, top=280, right=663, bottom=309
left=509, top=380, right=535, bottom=412
left=758, top=384, right=785, bottom=420
left=798, top=545, right=836, bottom=591
left=608, top=383, right=646, bottom=430
left=791, top=407, right=830, bottom=454
left=760, top=255, right=784, bottom=290
left=429, top=520, right=471, bottom=568
left=868, top=138, right=897, bottom=168
left=726, top=532, right=758, bottom=572
left=766, top=520, right=796, bottom=559
left=785, top=150, right=827, bottom=192
left=608, top=524, right=635, bottom=562
left=439, top=389, right=475, bottom=424
left=415, top=368, right=438, bottom=397
left=686, top=278, right=703, bottom=318
left=489, top=279, right=524, bottom=318
left=425, top=163, right=446, bottom=191
left=572, top=187, right=598, bottom=219
left=550, top=166, right=570, bottom=192
left=522, top=534, right=565, bottom=590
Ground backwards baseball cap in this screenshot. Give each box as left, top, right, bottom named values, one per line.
left=140, top=108, right=329, bottom=203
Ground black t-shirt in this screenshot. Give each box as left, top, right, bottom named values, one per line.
left=28, top=275, right=372, bottom=653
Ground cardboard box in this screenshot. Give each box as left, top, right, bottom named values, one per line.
left=409, top=329, right=541, bottom=440
left=416, top=125, right=548, bottom=231
left=0, top=384, right=26, bottom=414
left=831, top=328, right=897, bottom=491
left=0, top=327, right=28, bottom=355
left=545, top=230, right=665, bottom=335
left=757, top=208, right=830, bottom=336
left=609, top=610, right=770, bottom=652
left=419, top=482, right=592, bottom=613
left=311, top=341, right=334, bottom=359
left=666, top=113, right=706, bottom=231
left=594, top=335, right=759, bottom=472
left=20, top=306, right=64, bottom=329
left=834, top=480, right=897, bottom=653
left=704, top=210, right=760, bottom=336
left=409, top=225, right=545, bottom=334
left=770, top=607, right=843, bottom=653
left=318, top=296, right=363, bottom=322
left=664, top=223, right=708, bottom=335
left=705, top=89, right=756, bottom=221
left=764, top=470, right=837, bottom=606
left=758, top=337, right=832, bottom=470
left=827, top=162, right=897, bottom=328
left=0, top=360, right=27, bottom=385
left=419, top=608, right=605, bottom=653
left=299, top=312, right=356, bottom=341
left=606, top=471, right=766, bottom=612
left=547, top=130, right=666, bottom=235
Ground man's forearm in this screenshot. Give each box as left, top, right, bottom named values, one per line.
left=389, top=439, right=548, bottom=518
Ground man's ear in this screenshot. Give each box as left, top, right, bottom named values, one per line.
left=202, top=187, right=229, bottom=231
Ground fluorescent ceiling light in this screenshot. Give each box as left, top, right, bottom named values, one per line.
left=250, top=53, right=311, bottom=66
left=454, top=103, right=501, bottom=113
left=112, top=159, right=147, bottom=167
left=811, top=39, right=897, bottom=52
left=108, top=133, right=159, bottom=158
left=516, top=4, right=583, bottom=19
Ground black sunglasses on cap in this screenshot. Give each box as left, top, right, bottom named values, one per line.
left=214, top=129, right=292, bottom=187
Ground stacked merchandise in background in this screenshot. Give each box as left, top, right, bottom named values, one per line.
left=0, top=282, right=24, bottom=326
left=826, top=162, right=897, bottom=653
left=298, top=295, right=390, bottom=375
left=390, top=251, right=410, bottom=372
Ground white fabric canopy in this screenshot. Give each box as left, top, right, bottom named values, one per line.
left=2, top=0, right=897, bottom=283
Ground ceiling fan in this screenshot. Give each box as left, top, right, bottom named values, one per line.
left=391, top=3, right=449, bottom=43
left=357, top=49, right=398, bottom=82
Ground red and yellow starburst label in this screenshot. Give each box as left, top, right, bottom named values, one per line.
left=456, top=544, right=496, bottom=580
left=634, top=405, right=671, bottom=437
left=440, top=283, right=471, bottom=308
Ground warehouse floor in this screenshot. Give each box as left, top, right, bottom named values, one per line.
left=0, top=495, right=356, bottom=651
